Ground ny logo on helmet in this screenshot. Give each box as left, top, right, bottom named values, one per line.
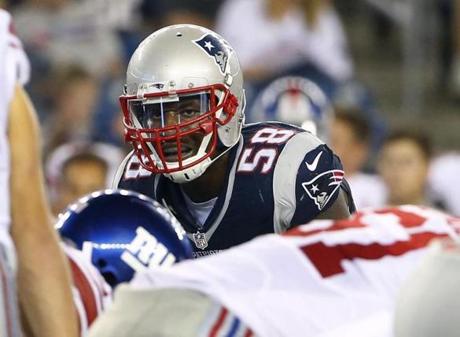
left=193, top=34, right=228, bottom=74
left=120, top=227, right=176, bottom=272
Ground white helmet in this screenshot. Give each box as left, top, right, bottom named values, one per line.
left=120, top=24, right=245, bottom=183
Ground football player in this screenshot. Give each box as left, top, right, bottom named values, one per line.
left=57, top=189, right=194, bottom=335
left=1, top=9, right=78, bottom=337
left=63, top=243, right=111, bottom=337
left=113, top=24, right=355, bottom=257
left=57, top=189, right=194, bottom=288
left=88, top=205, right=460, bottom=337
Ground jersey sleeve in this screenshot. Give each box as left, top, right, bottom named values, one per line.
left=273, top=132, right=345, bottom=232
left=112, top=151, right=157, bottom=198
left=63, top=244, right=112, bottom=337
left=126, top=206, right=459, bottom=337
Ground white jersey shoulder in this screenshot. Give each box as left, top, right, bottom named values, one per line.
left=63, top=244, right=112, bottom=337
left=130, top=206, right=459, bottom=337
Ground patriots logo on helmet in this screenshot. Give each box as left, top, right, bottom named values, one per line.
left=302, top=169, right=344, bottom=210
left=193, top=34, right=228, bottom=74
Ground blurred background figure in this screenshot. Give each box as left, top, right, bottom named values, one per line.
left=437, top=0, right=460, bottom=98
left=377, top=130, right=433, bottom=207
left=250, top=76, right=333, bottom=141
left=155, top=0, right=224, bottom=29
left=11, top=0, right=125, bottom=78
left=331, top=79, right=387, bottom=164
left=42, top=65, right=99, bottom=155
left=45, top=142, right=124, bottom=216
left=428, top=151, right=460, bottom=216
left=215, top=0, right=353, bottom=114
left=330, top=108, right=385, bottom=209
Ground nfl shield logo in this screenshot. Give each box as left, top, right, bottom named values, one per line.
left=192, top=232, right=208, bottom=250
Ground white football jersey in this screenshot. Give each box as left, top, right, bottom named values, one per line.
left=0, top=9, right=30, bottom=236
left=0, top=10, right=30, bottom=337
left=63, top=244, right=112, bottom=337
left=131, top=205, right=460, bottom=337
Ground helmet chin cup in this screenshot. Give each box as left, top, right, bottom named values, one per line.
left=164, top=157, right=213, bottom=183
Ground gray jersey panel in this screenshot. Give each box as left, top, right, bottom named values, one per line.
left=272, top=132, right=323, bottom=233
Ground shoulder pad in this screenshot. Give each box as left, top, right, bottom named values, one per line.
left=273, top=132, right=344, bottom=231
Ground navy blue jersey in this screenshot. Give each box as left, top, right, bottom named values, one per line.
left=114, top=122, right=353, bottom=256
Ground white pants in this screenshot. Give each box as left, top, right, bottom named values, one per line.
left=88, top=286, right=256, bottom=337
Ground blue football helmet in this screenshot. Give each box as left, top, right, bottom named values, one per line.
left=56, top=189, right=194, bottom=287
left=250, top=76, right=333, bottom=142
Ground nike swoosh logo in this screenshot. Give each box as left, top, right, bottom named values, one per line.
left=306, top=151, right=323, bottom=171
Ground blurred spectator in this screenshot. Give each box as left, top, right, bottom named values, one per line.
left=437, top=0, right=460, bottom=97
left=215, top=0, right=353, bottom=117
left=91, top=77, right=128, bottom=149
left=153, top=0, right=224, bottom=29
left=330, top=108, right=385, bottom=209
left=11, top=0, right=138, bottom=123
left=377, top=130, right=433, bottom=207
left=428, top=151, right=460, bottom=216
left=12, top=0, right=124, bottom=78
left=216, top=0, right=353, bottom=83
left=332, top=79, right=387, bottom=161
left=45, top=141, right=125, bottom=216
left=43, top=65, right=99, bottom=155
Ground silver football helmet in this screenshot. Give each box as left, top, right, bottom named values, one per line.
left=120, top=24, right=245, bottom=183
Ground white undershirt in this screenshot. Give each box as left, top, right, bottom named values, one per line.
left=180, top=188, right=217, bottom=227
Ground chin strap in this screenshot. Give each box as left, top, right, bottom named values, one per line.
left=164, top=157, right=211, bottom=183
left=164, top=134, right=240, bottom=184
